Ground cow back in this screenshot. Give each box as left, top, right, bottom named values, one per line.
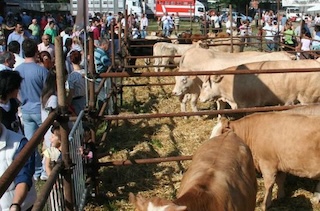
left=229, top=112, right=320, bottom=178
left=177, top=131, right=257, bottom=211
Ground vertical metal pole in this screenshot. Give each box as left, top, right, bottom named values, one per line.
left=125, top=9, right=129, bottom=40
left=229, top=4, right=234, bottom=53
left=88, top=32, right=96, bottom=110
left=110, top=22, right=115, bottom=68
left=189, top=3, right=192, bottom=32
left=84, top=0, right=89, bottom=106
left=55, top=36, right=74, bottom=211
left=277, top=0, right=280, bottom=51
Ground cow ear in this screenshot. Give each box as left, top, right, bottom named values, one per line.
left=212, top=75, right=224, bottom=83
left=189, top=75, right=197, bottom=80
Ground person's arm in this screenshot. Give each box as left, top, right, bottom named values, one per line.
left=100, top=54, right=111, bottom=70
left=45, top=156, right=52, bottom=176
left=12, top=138, right=35, bottom=206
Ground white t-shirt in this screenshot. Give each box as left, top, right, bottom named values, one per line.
left=301, top=38, right=311, bottom=51
left=41, top=95, right=58, bottom=149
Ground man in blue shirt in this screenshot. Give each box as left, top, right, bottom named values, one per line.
left=15, top=38, right=49, bottom=180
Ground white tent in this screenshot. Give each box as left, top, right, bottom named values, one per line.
left=307, top=4, right=320, bottom=12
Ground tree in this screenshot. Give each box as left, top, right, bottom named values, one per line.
left=219, top=0, right=251, bottom=12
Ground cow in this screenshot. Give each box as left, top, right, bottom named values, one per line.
left=119, top=38, right=171, bottom=71
left=129, top=131, right=257, bottom=211
left=153, top=42, right=194, bottom=72
left=208, top=37, right=243, bottom=53
left=172, top=48, right=294, bottom=114
left=210, top=113, right=320, bottom=210
left=198, top=59, right=320, bottom=109
left=153, top=39, right=244, bottom=72
left=282, top=104, right=320, bottom=115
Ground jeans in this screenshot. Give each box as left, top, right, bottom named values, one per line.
left=266, top=39, right=275, bottom=51
left=163, top=24, right=170, bottom=37
left=140, top=29, right=147, bottom=38
left=22, top=113, right=43, bottom=178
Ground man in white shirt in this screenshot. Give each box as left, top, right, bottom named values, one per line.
left=263, top=20, right=275, bottom=51
left=38, top=34, right=55, bottom=61
left=140, top=14, right=148, bottom=38
left=161, top=12, right=172, bottom=37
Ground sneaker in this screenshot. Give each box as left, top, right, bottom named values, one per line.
left=33, top=176, right=40, bottom=181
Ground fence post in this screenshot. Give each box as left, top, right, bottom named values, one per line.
left=88, top=32, right=96, bottom=110
left=55, top=35, right=75, bottom=211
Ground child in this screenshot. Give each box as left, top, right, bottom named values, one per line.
left=296, top=27, right=312, bottom=59
left=80, top=124, right=98, bottom=196
left=43, top=122, right=61, bottom=176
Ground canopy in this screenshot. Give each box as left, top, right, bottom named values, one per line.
left=307, top=4, right=320, bottom=12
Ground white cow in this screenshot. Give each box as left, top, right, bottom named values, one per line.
left=153, top=39, right=243, bottom=72
left=199, top=59, right=320, bottom=109
left=172, top=47, right=294, bottom=114
left=153, top=42, right=194, bottom=72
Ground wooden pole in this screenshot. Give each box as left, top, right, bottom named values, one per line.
left=55, top=35, right=74, bottom=211
left=88, top=32, right=96, bottom=110
left=229, top=4, right=234, bottom=53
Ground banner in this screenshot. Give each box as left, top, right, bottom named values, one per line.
left=282, top=0, right=320, bottom=7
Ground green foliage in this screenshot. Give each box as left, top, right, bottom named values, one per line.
left=218, top=0, right=252, bottom=11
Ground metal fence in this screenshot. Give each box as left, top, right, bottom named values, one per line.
left=68, top=110, right=88, bottom=211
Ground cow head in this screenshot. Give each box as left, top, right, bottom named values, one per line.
left=199, top=75, right=224, bottom=103
left=129, top=193, right=187, bottom=211
left=172, top=75, right=196, bottom=96
left=209, top=117, right=231, bottom=139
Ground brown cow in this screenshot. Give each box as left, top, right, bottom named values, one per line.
left=129, top=131, right=257, bottom=211
left=210, top=113, right=320, bottom=210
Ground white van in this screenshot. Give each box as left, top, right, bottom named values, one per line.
left=127, top=0, right=143, bottom=17
left=286, top=7, right=301, bottom=22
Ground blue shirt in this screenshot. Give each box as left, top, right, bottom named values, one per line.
left=7, top=32, right=25, bottom=58
left=14, top=138, right=35, bottom=189
left=16, top=62, right=49, bottom=114
left=94, top=47, right=111, bottom=74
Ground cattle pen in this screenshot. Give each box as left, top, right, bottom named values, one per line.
left=1, top=12, right=320, bottom=211
left=86, top=19, right=320, bottom=210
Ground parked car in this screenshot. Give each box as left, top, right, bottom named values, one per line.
left=221, top=12, right=253, bottom=23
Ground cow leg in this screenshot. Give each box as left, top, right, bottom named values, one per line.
left=275, top=172, right=286, bottom=199
left=144, top=58, right=150, bottom=65
left=311, top=181, right=320, bottom=204
left=160, top=58, right=168, bottom=72
left=216, top=99, right=227, bottom=119
left=190, top=93, right=201, bottom=120
left=154, top=58, right=160, bottom=72
left=260, top=164, right=277, bottom=211
left=179, top=94, right=189, bottom=119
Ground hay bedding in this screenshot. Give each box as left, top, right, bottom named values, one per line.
left=86, top=59, right=320, bottom=211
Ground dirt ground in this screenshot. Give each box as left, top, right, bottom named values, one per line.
left=85, top=59, right=320, bottom=211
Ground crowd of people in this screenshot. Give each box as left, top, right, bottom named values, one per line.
left=0, top=10, right=111, bottom=210
left=196, top=9, right=320, bottom=58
